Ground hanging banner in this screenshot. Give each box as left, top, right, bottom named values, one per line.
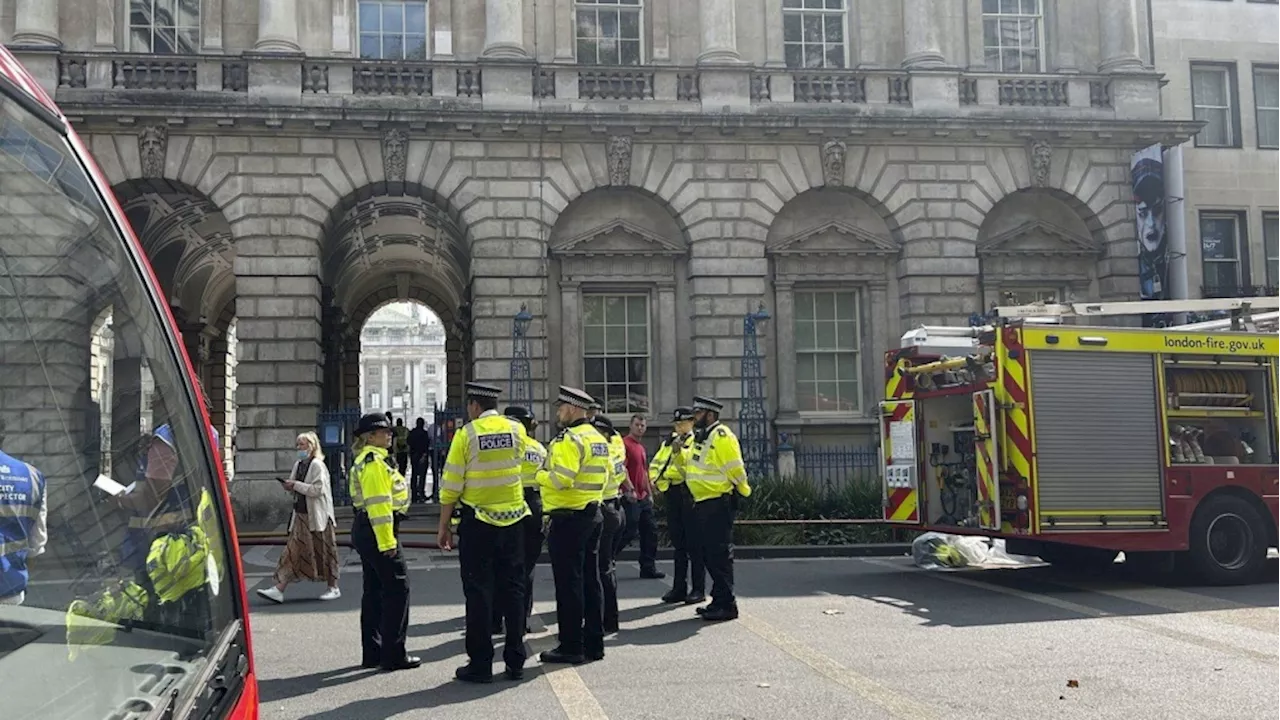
left=1131, top=144, right=1170, bottom=327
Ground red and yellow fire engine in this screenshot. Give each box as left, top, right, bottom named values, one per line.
left=881, top=297, right=1279, bottom=585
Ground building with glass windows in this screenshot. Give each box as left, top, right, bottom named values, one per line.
left=359, top=302, right=449, bottom=423
left=1151, top=0, right=1278, bottom=301
left=3, top=0, right=1205, bottom=515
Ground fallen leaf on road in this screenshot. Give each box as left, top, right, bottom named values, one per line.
left=1066, top=680, right=1079, bottom=689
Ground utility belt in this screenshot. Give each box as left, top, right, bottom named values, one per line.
left=548, top=501, right=599, bottom=519
left=602, top=497, right=622, bottom=509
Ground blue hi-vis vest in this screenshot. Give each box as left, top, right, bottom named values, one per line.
left=0, top=449, right=44, bottom=600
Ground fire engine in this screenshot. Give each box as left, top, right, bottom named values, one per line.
left=881, top=296, right=1279, bottom=585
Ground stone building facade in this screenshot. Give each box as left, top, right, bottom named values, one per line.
left=3, top=0, right=1200, bottom=517
left=1151, top=0, right=1278, bottom=300
left=360, top=302, right=449, bottom=422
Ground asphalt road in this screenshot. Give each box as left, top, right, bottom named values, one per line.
left=241, top=545, right=1279, bottom=720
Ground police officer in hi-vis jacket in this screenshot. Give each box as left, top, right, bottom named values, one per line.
left=685, top=396, right=752, bottom=622
left=437, top=382, right=531, bottom=683
left=537, top=386, right=610, bottom=664
left=650, top=406, right=705, bottom=605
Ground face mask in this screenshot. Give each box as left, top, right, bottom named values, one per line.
left=297, top=449, right=310, bottom=461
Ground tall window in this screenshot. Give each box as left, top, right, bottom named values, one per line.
left=996, top=286, right=1068, bottom=305
left=359, top=1, right=429, bottom=60
left=576, top=0, right=643, bottom=66
left=129, top=0, right=200, bottom=54
left=1191, top=64, right=1239, bottom=148
left=1254, top=66, right=1279, bottom=149
left=981, top=0, right=1043, bottom=74
left=1200, top=212, right=1245, bottom=296
left=1264, top=212, right=1279, bottom=288
left=794, top=290, right=860, bottom=413
left=782, top=0, right=847, bottom=70
left=582, top=294, right=649, bottom=414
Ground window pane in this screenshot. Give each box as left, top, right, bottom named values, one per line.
left=627, top=357, right=647, bottom=383
left=838, top=380, right=859, bottom=406
left=834, top=292, right=855, bottom=320
left=600, top=10, right=619, bottom=39
left=577, top=9, right=598, bottom=38
left=1259, top=109, right=1279, bottom=148
left=406, top=2, right=427, bottom=32
left=795, top=293, right=814, bottom=320
left=836, top=321, right=856, bottom=350
left=784, top=13, right=802, bottom=41
left=814, top=352, right=838, bottom=382
left=620, top=9, right=640, bottom=39
left=405, top=36, right=428, bottom=61
left=382, top=4, right=404, bottom=33
left=582, top=296, right=603, bottom=324
left=795, top=319, right=815, bottom=350
left=604, top=325, right=625, bottom=353
left=825, top=46, right=844, bottom=69
left=627, top=295, right=646, bottom=322
left=1192, top=69, right=1226, bottom=106
left=627, top=325, right=646, bottom=353
left=1203, top=262, right=1240, bottom=292
left=175, top=0, right=200, bottom=27
left=619, top=40, right=641, bottom=65
left=814, top=292, right=835, bottom=320
left=796, top=354, right=815, bottom=382
left=585, top=384, right=606, bottom=403
left=823, top=13, right=844, bottom=43
left=817, top=381, right=840, bottom=406
left=604, top=296, right=625, bottom=324
left=1265, top=215, right=1279, bottom=286
left=629, top=384, right=649, bottom=413
left=1200, top=217, right=1237, bottom=259
left=584, top=327, right=604, bottom=354
left=815, top=320, right=837, bottom=349
left=175, top=28, right=199, bottom=54
left=359, top=1, right=380, bottom=30
left=153, top=26, right=178, bottom=54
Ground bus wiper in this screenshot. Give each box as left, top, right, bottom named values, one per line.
left=140, top=619, right=243, bottom=720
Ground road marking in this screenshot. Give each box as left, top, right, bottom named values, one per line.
left=1050, top=578, right=1279, bottom=635
left=544, top=667, right=610, bottom=720
left=738, top=610, right=941, bottom=720
left=865, top=558, right=1277, bottom=664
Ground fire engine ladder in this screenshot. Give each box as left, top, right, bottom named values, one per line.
left=993, top=296, right=1280, bottom=330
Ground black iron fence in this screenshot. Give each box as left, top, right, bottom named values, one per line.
left=785, top=443, right=880, bottom=491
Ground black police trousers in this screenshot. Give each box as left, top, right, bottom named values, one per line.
left=351, top=512, right=411, bottom=668
left=598, top=499, right=624, bottom=631
left=459, top=508, right=527, bottom=672
left=694, top=494, right=737, bottom=609
left=546, top=504, right=604, bottom=657
left=666, top=483, right=706, bottom=595
left=490, top=488, right=543, bottom=632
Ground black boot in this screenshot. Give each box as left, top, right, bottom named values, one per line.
left=661, top=587, right=688, bottom=603
left=540, top=647, right=586, bottom=665
left=684, top=590, right=706, bottom=605
left=455, top=665, right=494, bottom=683
left=701, top=605, right=739, bottom=622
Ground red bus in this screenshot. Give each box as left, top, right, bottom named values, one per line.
left=0, top=47, right=258, bottom=717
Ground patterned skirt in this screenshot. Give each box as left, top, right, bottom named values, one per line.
left=274, top=513, right=340, bottom=585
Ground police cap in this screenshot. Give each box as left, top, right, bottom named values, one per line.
left=692, top=396, right=723, bottom=413
left=672, top=406, right=695, bottom=421
left=356, top=412, right=392, bottom=436
left=465, top=382, right=503, bottom=399
left=557, top=385, right=594, bottom=409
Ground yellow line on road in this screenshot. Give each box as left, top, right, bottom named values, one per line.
left=544, top=667, right=610, bottom=720
left=737, top=609, right=941, bottom=720
left=866, top=559, right=1277, bottom=664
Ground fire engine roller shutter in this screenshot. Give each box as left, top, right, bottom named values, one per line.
left=1027, top=349, right=1164, bottom=520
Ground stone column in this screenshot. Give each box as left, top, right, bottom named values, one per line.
left=95, top=0, right=117, bottom=49
left=483, top=0, right=529, bottom=59
left=381, top=361, right=389, bottom=409
left=560, top=282, right=581, bottom=387
left=657, top=283, right=678, bottom=414
left=12, top=0, right=60, bottom=45
left=697, top=0, right=741, bottom=65
left=902, top=0, right=945, bottom=68
left=332, top=0, right=353, bottom=54
left=202, top=0, right=224, bottom=52
left=1098, top=0, right=1143, bottom=73
left=432, top=0, right=455, bottom=58
left=651, top=0, right=672, bottom=63
left=1048, top=0, right=1078, bottom=73
left=774, top=281, right=796, bottom=413
left=255, top=0, right=301, bottom=53
left=763, top=0, right=785, bottom=67
left=553, top=0, right=575, bottom=61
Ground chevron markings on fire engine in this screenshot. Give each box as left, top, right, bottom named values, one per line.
left=865, top=558, right=1277, bottom=665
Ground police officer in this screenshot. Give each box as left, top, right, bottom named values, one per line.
left=651, top=406, right=706, bottom=605
left=0, top=444, right=47, bottom=607
left=436, top=383, right=531, bottom=683
left=685, top=396, right=752, bottom=622
left=591, top=414, right=626, bottom=634
left=349, top=412, right=419, bottom=672
left=538, top=386, right=610, bottom=664
left=506, top=406, right=546, bottom=634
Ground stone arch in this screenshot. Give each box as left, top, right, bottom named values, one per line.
left=320, top=182, right=471, bottom=410
left=547, top=187, right=690, bottom=421
left=765, top=187, right=903, bottom=433
left=350, top=299, right=451, bottom=424
left=976, top=188, right=1107, bottom=307
left=111, top=176, right=238, bottom=447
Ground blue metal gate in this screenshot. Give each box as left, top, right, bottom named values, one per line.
left=429, top=404, right=464, bottom=503
left=318, top=407, right=361, bottom=506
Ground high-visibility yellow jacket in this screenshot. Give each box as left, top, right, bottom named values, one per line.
left=538, top=420, right=610, bottom=512
left=604, top=434, right=626, bottom=498
left=196, top=488, right=225, bottom=589
left=65, top=579, right=150, bottom=660
left=650, top=431, right=691, bottom=492
left=685, top=422, right=752, bottom=503
left=440, top=411, right=531, bottom=527
left=521, top=436, right=548, bottom=489
left=350, top=444, right=410, bottom=552
left=146, top=525, right=210, bottom=603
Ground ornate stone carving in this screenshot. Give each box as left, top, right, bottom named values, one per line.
left=1029, top=139, right=1052, bottom=187
left=138, top=125, right=168, bottom=178
left=606, top=135, right=633, bottom=186
left=821, top=139, right=847, bottom=187
left=381, top=127, right=409, bottom=183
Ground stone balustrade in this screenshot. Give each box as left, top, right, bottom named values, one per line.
left=47, top=51, right=1157, bottom=121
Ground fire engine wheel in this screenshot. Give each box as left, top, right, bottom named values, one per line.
left=1187, top=495, right=1267, bottom=586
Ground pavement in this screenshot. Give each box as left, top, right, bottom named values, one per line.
left=242, top=543, right=1280, bottom=720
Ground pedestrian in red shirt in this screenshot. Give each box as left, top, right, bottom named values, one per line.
left=619, top=415, right=664, bottom=579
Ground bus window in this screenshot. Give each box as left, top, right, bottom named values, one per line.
left=0, top=78, right=242, bottom=716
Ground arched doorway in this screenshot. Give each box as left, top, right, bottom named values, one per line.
left=111, top=178, right=238, bottom=459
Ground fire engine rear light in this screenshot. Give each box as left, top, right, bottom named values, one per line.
left=1016, top=494, right=1028, bottom=511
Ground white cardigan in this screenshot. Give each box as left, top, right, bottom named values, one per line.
left=288, top=457, right=336, bottom=532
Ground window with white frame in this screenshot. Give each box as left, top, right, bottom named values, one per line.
left=1264, top=212, right=1279, bottom=288
left=794, top=290, right=860, bottom=413
left=994, top=286, right=1068, bottom=305
left=576, top=0, right=643, bottom=66
left=1254, top=66, right=1278, bottom=149
left=981, top=0, right=1043, bottom=73
left=582, top=294, right=650, bottom=414
left=782, top=0, right=847, bottom=70
left=1191, top=64, right=1238, bottom=147
left=425, top=362, right=437, bottom=375
left=1200, top=213, right=1244, bottom=296
left=129, top=0, right=200, bottom=54
left=358, top=1, right=429, bottom=60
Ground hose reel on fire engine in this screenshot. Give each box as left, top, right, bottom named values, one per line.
left=929, top=428, right=978, bottom=526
